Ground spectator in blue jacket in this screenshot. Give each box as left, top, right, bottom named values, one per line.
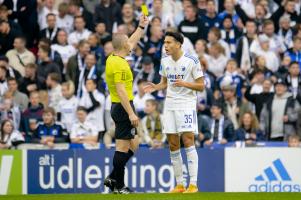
left=33, top=107, right=66, bottom=148
left=235, top=111, right=265, bottom=144
left=205, top=100, right=235, bottom=146
left=199, top=0, right=220, bottom=39
left=284, top=36, right=301, bottom=69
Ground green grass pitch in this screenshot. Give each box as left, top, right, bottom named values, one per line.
left=0, top=193, right=301, bottom=200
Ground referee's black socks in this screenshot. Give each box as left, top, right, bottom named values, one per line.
left=110, top=150, right=134, bottom=189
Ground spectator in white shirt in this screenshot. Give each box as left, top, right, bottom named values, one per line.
left=51, top=30, right=77, bottom=67
left=251, top=34, right=280, bottom=72
left=38, top=0, right=59, bottom=30
left=79, top=79, right=105, bottom=133
left=46, top=72, right=63, bottom=112
left=207, top=42, right=228, bottom=78
left=57, top=2, right=74, bottom=34
left=207, top=27, right=231, bottom=59
left=68, top=16, right=91, bottom=47
left=133, top=79, right=155, bottom=118
left=0, top=119, right=24, bottom=149
left=70, top=106, right=98, bottom=146
left=57, top=81, right=78, bottom=133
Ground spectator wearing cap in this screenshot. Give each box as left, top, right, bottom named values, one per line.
left=0, top=55, right=21, bottom=82
left=219, top=78, right=251, bottom=130
left=285, top=62, right=301, bottom=104
left=205, top=100, right=235, bottom=146
left=39, top=13, right=60, bottom=44
left=250, top=34, right=280, bottom=73
left=260, top=78, right=300, bottom=141
left=5, top=36, right=36, bottom=77
left=284, top=36, right=301, bottom=68
left=0, top=19, right=22, bottom=55
left=178, top=5, right=206, bottom=45
left=94, top=0, right=122, bottom=34
left=220, top=14, right=242, bottom=58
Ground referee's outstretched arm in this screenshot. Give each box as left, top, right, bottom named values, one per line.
left=128, top=14, right=149, bottom=50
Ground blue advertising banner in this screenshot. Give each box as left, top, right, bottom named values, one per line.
left=27, top=148, right=224, bottom=194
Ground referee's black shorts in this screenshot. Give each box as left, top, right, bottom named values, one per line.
left=110, top=101, right=137, bottom=140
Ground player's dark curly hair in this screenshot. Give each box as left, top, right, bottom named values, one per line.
left=164, top=31, right=184, bottom=45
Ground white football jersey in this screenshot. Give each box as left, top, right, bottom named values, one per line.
left=159, top=53, right=204, bottom=110
left=57, top=96, right=78, bottom=132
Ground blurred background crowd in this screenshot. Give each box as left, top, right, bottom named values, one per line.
left=0, top=0, right=301, bottom=150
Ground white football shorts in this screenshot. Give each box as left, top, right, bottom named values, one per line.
left=162, top=109, right=198, bottom=135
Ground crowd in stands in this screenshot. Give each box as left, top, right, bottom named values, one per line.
left=0, top=0, right=301, bottom=149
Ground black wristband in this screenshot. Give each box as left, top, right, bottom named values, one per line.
left=139, top=25, right=145, bottom=30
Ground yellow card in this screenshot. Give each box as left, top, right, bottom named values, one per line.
left=141, top=4, right=149, bottom=16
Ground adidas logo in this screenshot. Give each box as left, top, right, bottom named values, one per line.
left=248, top=159, right=301, bottom=192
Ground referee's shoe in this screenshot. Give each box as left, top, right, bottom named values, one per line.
left=113, top=186, right=133, bottom=194
left=104, top=176, right=116, bottom=192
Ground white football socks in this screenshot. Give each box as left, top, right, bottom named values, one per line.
left=170, top=149, right=184, bottom=185
left=185, top=146, right=198, bottom=185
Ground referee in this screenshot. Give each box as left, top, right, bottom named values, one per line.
left=104, top=14, right=149, bottom=194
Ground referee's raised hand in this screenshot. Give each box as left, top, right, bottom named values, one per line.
left=129, top=113, right=139, bottom=127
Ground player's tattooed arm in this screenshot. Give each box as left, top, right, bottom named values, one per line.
left=173, top=77, right=205, bottom=91
left=143, top=76, right=167, bottom=93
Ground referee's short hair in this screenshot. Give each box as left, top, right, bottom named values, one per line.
left=164, top=31, right=184, bottom=45
left=112, top=33, right=128, bottom=51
